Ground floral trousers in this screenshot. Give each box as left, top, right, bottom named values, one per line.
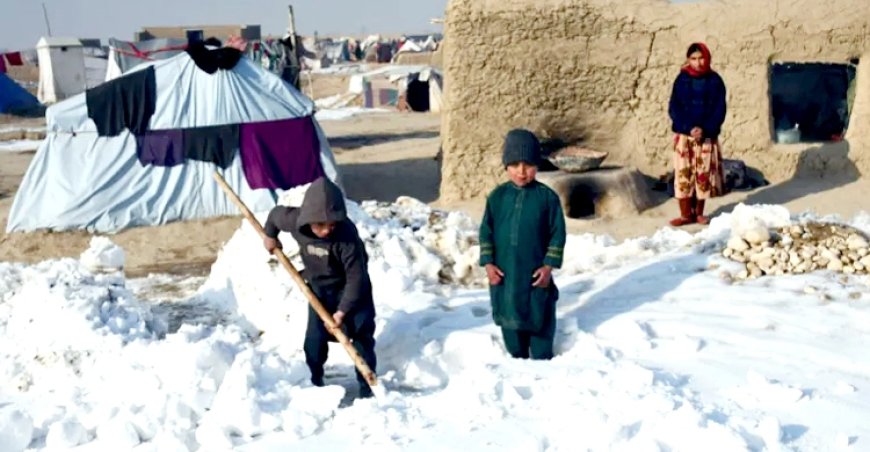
left=673, top=134, right=725, bottom=200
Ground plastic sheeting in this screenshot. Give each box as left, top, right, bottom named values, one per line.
left=47, top=56, right=316, bottom=133
left=106, top=38, right=187, bottom=81
left=8, top=52, right=340, bottom=233
left=8, top=132, right=275, bottom=232
left=0, top=72, right=39, bottom=113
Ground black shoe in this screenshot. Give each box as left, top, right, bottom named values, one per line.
left=311, top=375, right=324, bottom=387
left=358, top=385, right=374, bottom=399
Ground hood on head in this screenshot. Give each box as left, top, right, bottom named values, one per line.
left=297, top=177, right=347, bottom=233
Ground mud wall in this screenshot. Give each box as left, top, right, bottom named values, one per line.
left=441, top=0, right=870, bottom=200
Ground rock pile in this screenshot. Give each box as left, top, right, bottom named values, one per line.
left=722, top=222, right=870, bottom=279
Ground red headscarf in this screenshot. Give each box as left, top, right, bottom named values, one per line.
left=681, top=42, right=712, bottom=77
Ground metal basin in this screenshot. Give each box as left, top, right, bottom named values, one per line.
left=547, top=146, right=608, bottom=173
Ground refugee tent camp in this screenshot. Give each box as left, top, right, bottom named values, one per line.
left=36, top=37, right=87, bottom=104
left=0, top=71, right=39, bottom=114
left=7, top=44, right=340, bottom=233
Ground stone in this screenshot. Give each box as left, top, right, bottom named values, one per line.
left=847, top=234, right=869, bottom=250
left=828, top=259, right=844, bottom=271
left=722, top=248, right=734, bottom=258
left=743, top=226, right=771, bottom=245
left=757, top=257, right=775, bottom=269
left=799, top=246, right=816, bottom=260
left=727, top=236, right=750, bottom=252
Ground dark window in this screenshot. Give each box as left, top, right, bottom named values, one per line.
left=770, top=62, right=858, bottom=143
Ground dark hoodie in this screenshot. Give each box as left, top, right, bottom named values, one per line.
left=264, top=177, right=374, bottom=315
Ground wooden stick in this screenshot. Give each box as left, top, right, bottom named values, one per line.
left=212, top=172, right=377, bottom=386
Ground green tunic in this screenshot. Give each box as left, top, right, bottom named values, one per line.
left=479, top=180, right=566, bottom=333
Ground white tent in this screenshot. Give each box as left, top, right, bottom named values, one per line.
left=8, top=51, right=340, bottom=233
left=36, top=37, right=87, bottom=104
left=348, top=65, right=443, bottom=112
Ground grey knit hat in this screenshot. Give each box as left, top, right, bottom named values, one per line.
left=502, top=128, right=541, bottom=167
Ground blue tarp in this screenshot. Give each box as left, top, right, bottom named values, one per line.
left=0, top=72, right=39, bottom=113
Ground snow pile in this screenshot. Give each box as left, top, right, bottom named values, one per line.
left=0, top=139, right=44, bottom=153
left=79, top=237, right=126, bottom=272
left=314, top=93, right=358, bottom=110
left=354, top=197, right=483, bottom=289
left=1, top=202, right=869, bottom=450
left=0, top=258, right=330, bottom=451
left=201, top=192, right=484, bottom=344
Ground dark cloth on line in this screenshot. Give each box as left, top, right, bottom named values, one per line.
left=4, top=52, right=23, bottom=66
left=135, top=129, right=184, bottom=167
left=239, top=116, right=324, bottom=190
left=86, top=66, right=156, bottom=136
left=185, top=41, right=242, bottom=74
left=182, top=124, right=239, bottom=169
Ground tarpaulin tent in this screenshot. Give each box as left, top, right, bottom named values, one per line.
left=8, top=48, right=340, bottom=233
left=0, top=72, right=39, bottom=114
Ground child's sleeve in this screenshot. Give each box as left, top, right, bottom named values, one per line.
left=336, top=240, right=368, bottom=315
left=544, top=194, right=566, bottom=269
left=479, top=196, right=495, bottom=266
left=264, top=206, right=296, bottom=238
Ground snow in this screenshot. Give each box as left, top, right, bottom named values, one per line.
left=309, top=64, right=371, bottom=76
left=0, top=139, right=43, bottom=153
left=2, top=201, right=870, bottom=451
left=314, top=107, right=392, bottom=121
left=79, top=237, right=126, bottom=272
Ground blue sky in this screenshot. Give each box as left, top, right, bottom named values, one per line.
left=1, top=0, right=448, bottom=50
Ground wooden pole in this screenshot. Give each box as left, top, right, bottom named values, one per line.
left=212, top=172, right=377, bottom=387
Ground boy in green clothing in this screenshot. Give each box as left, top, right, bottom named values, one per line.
left=479, top=128, right=567, bottom=360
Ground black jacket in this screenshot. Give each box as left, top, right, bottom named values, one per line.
left=264, top=177, right=373, bottom=315
left=668, top=71, right=727, bottom=140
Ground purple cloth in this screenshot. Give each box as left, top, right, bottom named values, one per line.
left=239, top=116, right=324, bottom=190
left=136, top=129, right=184, bottom=167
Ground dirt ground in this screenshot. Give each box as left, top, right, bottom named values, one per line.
left=2, top=109, right=870, bottom=278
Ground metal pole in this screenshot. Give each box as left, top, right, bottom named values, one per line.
left=287, top=4, right=298, bottom=50
left=42, top=2, right=52, bottom=36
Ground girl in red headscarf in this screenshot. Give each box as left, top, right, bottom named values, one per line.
left=667, top=42, right=727, bottom=226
